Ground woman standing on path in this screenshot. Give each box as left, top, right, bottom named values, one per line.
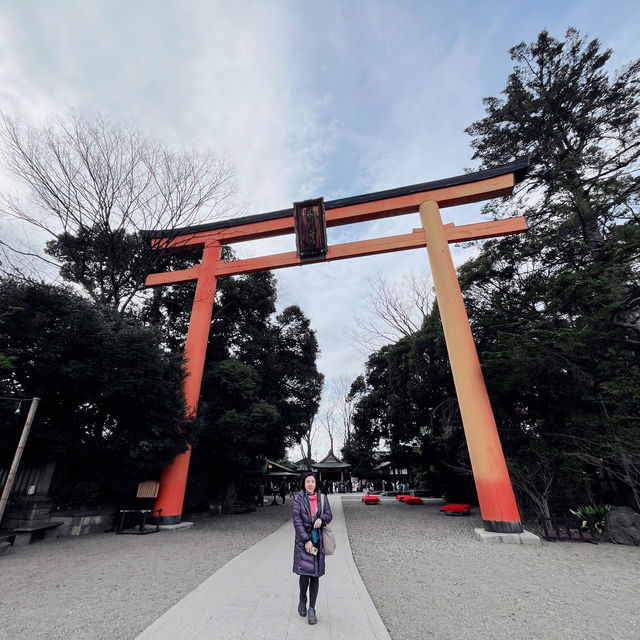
left=292, top=471, right=333, bottom=626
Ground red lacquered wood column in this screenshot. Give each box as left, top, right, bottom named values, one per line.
left=420, top=201, right=522, bottom=533
left=154, top=240, right=222, bottom=524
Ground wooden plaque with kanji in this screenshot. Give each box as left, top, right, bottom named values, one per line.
left=293, top=197, right=328, bottom=259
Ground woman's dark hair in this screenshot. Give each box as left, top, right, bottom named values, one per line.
left=299, top=471, right=319, bottom=492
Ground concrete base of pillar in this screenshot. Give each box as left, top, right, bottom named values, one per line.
left=158, top=521, right=194, bottom=532
left=474, top=527, right=541, bottom=545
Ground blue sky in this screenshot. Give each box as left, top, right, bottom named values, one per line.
left=1, top=0, right=638, bottom=457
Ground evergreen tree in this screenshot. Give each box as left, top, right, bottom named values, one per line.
left=0, top=278, right=191, bottom=507
left=348, top=29, right=640, bottom=516
left=466, top=28, right=640, bottom=344
left=0, top=322, right=15, bottom=371
left=143, top=262, right=324, bottom=508
left=460, top=28, right=640, bottom=514
left=346, top=308, right=476, bottom=500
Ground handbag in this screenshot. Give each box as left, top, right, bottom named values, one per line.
left=321, top=493, right=336, bottom=555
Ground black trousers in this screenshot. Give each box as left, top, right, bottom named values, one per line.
left=299, top=575, right=319, bottom=608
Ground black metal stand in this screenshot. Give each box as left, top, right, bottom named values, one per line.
left=115, top=509, right=162, bottom=534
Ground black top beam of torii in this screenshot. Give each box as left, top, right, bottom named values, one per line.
left=142, top=157, right=529, bottom=240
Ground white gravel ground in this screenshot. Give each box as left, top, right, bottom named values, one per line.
left=3, top=496, right=639, bottom=640
left=341, top=496, right=640, bottom=640
left=0, top=505, right=291, bottom=640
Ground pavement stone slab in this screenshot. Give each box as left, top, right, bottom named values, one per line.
left=135, top=495, right=391, bottom=640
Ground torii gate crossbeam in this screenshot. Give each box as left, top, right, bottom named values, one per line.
left=144, top=158, right=529, bottom=533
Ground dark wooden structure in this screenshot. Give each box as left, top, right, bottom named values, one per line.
left=312, top=450, right=351, bottom=483
left=293, top=198, right=328, bottom=259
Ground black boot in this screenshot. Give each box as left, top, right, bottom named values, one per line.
left=307, top=607, right=317, bottom=625
left=298, top=601, right=307, bottom=617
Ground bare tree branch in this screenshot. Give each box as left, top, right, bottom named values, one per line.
left=297, top=420, right=319, bottom=469
left=349, top=271, right=434, bottom=353
left=0, top=112, right=236, bottom=312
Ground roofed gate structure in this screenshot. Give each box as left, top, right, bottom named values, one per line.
left=312, top=450, right=351, bottom=484
left=144, top=158, right=529, bottom=534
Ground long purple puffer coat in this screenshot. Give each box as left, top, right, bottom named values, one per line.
left=292, top=489, right=333, bottom=577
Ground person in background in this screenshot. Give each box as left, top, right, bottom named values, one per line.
left=292, top=472, right=333, bottom=626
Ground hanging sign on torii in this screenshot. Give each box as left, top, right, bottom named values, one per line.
left=293, top=198, right=328, bottom=259
left=143, top=157, right=529, bottom=534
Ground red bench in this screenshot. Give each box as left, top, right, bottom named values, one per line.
left=403, top=496, right=423, bottom=505
left=362, top=495, right=380, bottom=504
left=440, top=503, right=472, bottom=515
left=396, top=494, right=410, bottom=501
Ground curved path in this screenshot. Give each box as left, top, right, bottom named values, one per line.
left=135, top=495, right=390, bottom=640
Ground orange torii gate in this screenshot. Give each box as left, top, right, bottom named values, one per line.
left=144, top=157, right=529, bottom=533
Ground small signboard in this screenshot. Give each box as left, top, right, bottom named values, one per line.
left=136, top=480, right=160, bottom=498
left=293, top=197, right=328, bottom=260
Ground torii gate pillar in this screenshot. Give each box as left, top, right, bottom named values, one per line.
left=420, top=201, right=522, bottom=533
left=154, top=241, right=221, bottom=523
